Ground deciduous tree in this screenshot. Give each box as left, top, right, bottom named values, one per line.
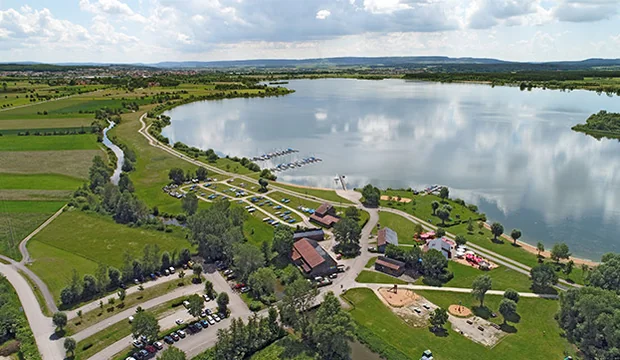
left=530, top=263, right=558, bottom=291
left=53, top=312, right=67, bottom=331
left=429, top=307, right=449, bottom=332
left=551, top=243, right=571, bottom=263
left=503, top=288, right=519, bottom=303
left=131, top=311, right=160, bottom=343
left=472, top=275, right=492, bottom=307
left=187, top=294, right=204, bottom=319
left=182, top=192, right=198, bottom=215
left=499, top=298, right=517, bottom=325
left=309, top=292, right=355, bottom=359
left=510, top=229, right=522, bottom=245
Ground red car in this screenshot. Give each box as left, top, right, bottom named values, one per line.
left=145, top=345, right=157, bottom=354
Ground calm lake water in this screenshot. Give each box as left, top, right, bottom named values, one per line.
left=163, top=79, right=620, bottom=260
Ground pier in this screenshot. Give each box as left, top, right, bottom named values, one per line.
left=251, top=148, right=298, bottom=161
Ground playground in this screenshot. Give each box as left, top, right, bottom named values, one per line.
left=449, top=304, right=472, bottom=317
left=378, top=286, right=418, bottom=307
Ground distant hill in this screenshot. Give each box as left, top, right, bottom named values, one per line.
left=2, top=57, right=620, bottom=72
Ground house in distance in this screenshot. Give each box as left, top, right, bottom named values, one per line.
left=309, top=202, right=340, bottom=228
left=377, top=227, right=398, bottom=253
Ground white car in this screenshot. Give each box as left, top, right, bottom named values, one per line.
left=213, top=314, right=221, bottom=322
left=169, top=266, right=176, bottom=274
left=183, top=300, right=190, bottom=308
left=175, top=318, right=184, bottom=325
left=203, top=294, right=211, bottom=302
left=128, top=316, right=134, bottom=323
left=207, top=315, right=216, bottom=325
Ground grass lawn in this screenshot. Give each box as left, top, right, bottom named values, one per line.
left=0, top=173, right=83, bottom=190
left=243, top=209, right=275, bottom=247
left=18, top=269, right=53, bottom=317
left=373, top=211, right=417, bottom=245
left=355, top=270, right=408, bottom=285
left=0, top=150, right=101, bottom=179
left=365, top=257, right=378, bottom=268
left=380, top=191, right=482, bottom=227
left=250, top=335, right=317, bottom=360
left=452, top=224, right=585, bottom=285
left=273, top=182, right=353, bottom=205
left=27, top=210, right=191, bottom=301
left=343, top=288, right=576, bottom=360
left=0, top=200, right=65, bottom=260
left=0, top=134, right=100, bottom=151
left=417, top=261, right=534, bottom=293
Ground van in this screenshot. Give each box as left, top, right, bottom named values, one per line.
left=169, top=266, right=175, bottom=274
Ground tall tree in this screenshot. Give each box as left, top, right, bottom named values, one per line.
left=271, top=227, right=294, bottom=258
left=436, top=205, right=451, bottom=226
left=503, top=288, right=519, bottom=303
left=195, top=167, right=208, bottom=181
left=309, top=292, right=356, bottom=359
left=118, top=172, right=134, bottom=193
left=550, top=243, right=571, bottom=263
left=204, top=280, right=216, bottom=299
left=53, top=312, right=67, bottom=332
left=344, top=206, right=361, bottom=221
left=490, top=222, right=504, bottom=241
left=536, top=242, right=545, bottom=257
left=455, top=234, right=467, bottom=247
left=258, top=178, right=269, bottom=192
left=217, top=292, right=230, bottom=314
left=499, top=298, right=518, bottom=325
left=248, top=268, right=277, bottom=300
left=333, top=217, right=361, bottom=256
left=472, top=275, right=492, bottom=307
left=108, top=267, right=121, bottom=288
left=233, top=244, right=265, bottom=282
left=429, top=308, right=449, bottom=332
left=182, top=192, right=199, bottom=215
left=278, top=278, right=319, bottom=336
left=431, top=201, right=439, bottom=215
left=510, top=229, right=522, bottom=245
left=95, top=264, right=110, bottom=294
left=192, top=264, right=203, bottom=281
left=586, top=253, right=620, bottom=292
left=160, top=346, right=187, bottom=360
left=168, top=168, right=185, bottom=185
left=361, top=184, right=380, bottom=207
left=187, top=294, right=204, bottom=319
left=422, top=249, right=450, bottom=282
left=530, top=263, right=558, bottom=291
left=439, top=186, right=449, bottom=200
left=131, top=311, right=160, bottom=343
left=64, top=337, right=76, bottom=357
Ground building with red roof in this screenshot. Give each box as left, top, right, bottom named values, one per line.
left=309, top=202, right=340, bottom=228
left=290, top=238, right=338, bottom=277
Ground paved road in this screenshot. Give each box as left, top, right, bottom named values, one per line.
left=0, top=263, right=64, bottom=360
left=74, top=280, right=205, bottom=342
left=359, top=283, right=558, bottom=299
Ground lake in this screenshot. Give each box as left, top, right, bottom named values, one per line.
left=162, top=79, right=620, bottom=260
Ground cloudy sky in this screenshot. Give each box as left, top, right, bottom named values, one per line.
left=0, top=0, right=618, bottom=63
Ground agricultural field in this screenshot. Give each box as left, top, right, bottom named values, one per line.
left=0, top=200, right=65, bottom=260
left=343, top=288, right=576, bottom=360
left=27, top=210, right=192, bottom=301
left=0, top=134, right=100, bottom=151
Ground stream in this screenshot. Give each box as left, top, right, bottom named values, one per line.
left=102, top=121, right=124, bottom=185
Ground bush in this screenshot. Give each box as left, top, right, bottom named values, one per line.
left=249, top=301, right=263, bottom=312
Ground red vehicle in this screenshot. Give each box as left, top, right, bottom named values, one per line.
left=145, top=345, right=157, bottom=354
left=233, top=283, right=245, bottom=290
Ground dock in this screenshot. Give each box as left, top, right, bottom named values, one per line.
left=251, top=148, right=298, bottom=162
left=269, top=157, right=322, bottom=172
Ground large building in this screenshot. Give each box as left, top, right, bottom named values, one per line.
left=290, top=238, right=338, bottom=277
left=293, top=228, right=325, bottom=241
left=374, top=256, right=406, bottom=277
left=377, top=227, right=398, bottom=253
left=309, top=202, right=340, bottom=228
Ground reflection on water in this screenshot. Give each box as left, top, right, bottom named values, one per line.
left=102, top=121, right=124, bottom=185
left=162, top=79, right=620, bottom=260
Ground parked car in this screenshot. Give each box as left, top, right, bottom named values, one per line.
left=328, top=273, right=338, bottom=279
left=169, top=266, right=175, bottom=274
left=213, top=314, right=221, bottom=322
left=177, top=330, right=186, bottom=338
left=183, top=301, right=190, bottom=308
left=132, top=352, right=143, bottom=360
left=203, top=294, right=211, bottom=302
left=139, top=349, right=149, bottom=358
left=145, top=345, right=156, bottom=354
left=134, top=278, right=140, bottom=285
left=153, top=341, right=163, bottom=350
left=149, top=273, right=156, bottom=280
left=207, top=315, right=216, bottom=325
left=155, top=271, right=162, bottom=277
left=223, top=269, right=234, bottom=276
left=170, top=333, right=180, bottom=341
left=175, top=318, right=184, bottom=325
left=336, top=254, right=342, bottom=260
left=206, top=308, right=213, bottom=315
left=226, top=273, right=236, bottom=280
left=164, top=336, right=174, bottom=344
left=125, top=357, right=136, bottom=360
left=422, top=304, right=431, bottom=310
left=200, top=319, right=209, bottom=328
left=194, top=322, right=203, bottom=330
left=413, top=308, right=422, bottom=314
left=128, top=316, right=134, bottom=323
left=240, top=286, right=250, bottom=293
left=164, top=269, right=170, bottom=276
left=200, top=310, right=207, bottom=318
left=132, top=340, right=144, bottom=349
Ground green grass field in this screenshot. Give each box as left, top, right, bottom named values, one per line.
left=424, top=262, right=534, bottom=292
left=0, top=173, right=83, bottom=190
left=250, top=335, right=317, bottom=360
left=27, top=210, right=192, bottom=301
left=0, top=150, right=102, bottom=179
left=0, top=134, right=100, bottom=151
left=355, top=270, right=408, bottom=285
left=343, top=288, right=576, bottom=360
left=0, top=200, right=65, bottom=260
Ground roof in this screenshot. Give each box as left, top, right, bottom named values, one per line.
left=310, top=214, right=340, bottom=227
left=315, top=202, right=333, bottom=216
left=293, top=229, right=324, bottom=239
left=291, top=238, right=335, bottom=272
left=375, top=256, right=405, bottom=271
left=377, top=227, right=398, bottom=247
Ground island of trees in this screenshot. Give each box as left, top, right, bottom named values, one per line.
left=572, top=110, right=620, bottom=138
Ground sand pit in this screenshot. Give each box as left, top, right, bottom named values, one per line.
left=449, top=304, right=472, bottom=317
left=380, top=195, right=412, bottom=203
left=378, top=287, right=418, bottom=307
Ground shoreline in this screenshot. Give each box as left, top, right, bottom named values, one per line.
left=152, top=81, right=602, bottom=267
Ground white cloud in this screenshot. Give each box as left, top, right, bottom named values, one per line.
left=315, top=111, right=328, bottom=120
left=316, top=10, right=331, bottom=20
left=80, top=0, right=146, bottom=23
left=554, top=0, right=619, bottom=22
